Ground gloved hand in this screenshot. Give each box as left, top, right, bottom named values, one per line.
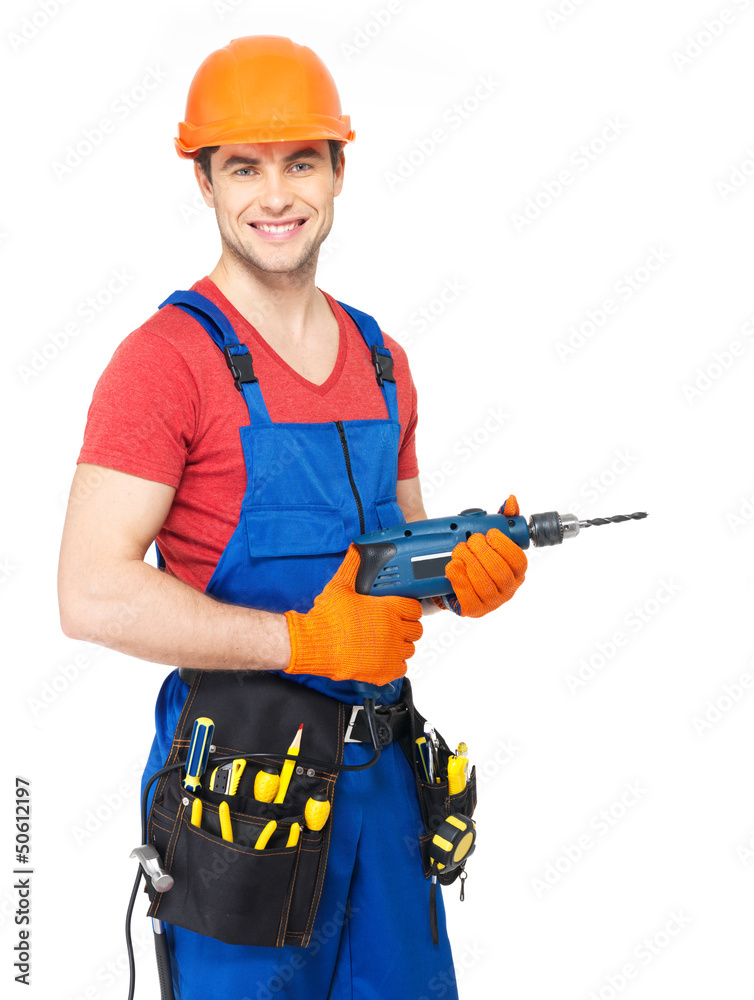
left=284, top=544, right=423, bottom=685
left=434, top=494, right=528, bottom=618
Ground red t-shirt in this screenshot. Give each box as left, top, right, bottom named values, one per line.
left=77, top=277, right=419, bottom=592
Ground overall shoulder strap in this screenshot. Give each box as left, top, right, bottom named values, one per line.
left=336, top=299, right=399, bottom=423
left=159, top=290, right=271, bottom=424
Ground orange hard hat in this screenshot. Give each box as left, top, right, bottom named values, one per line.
left=175, top=35, right=355, bottom=158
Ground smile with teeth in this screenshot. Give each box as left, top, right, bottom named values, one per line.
left=251, top=220, right=305, bottom=233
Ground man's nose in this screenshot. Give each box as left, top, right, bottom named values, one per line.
left=257, top=169, right=295, bottom=214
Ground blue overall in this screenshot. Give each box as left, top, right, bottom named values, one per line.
left=141, top=291, right=458, bottom=1000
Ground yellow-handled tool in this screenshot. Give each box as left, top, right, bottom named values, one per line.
left=447, top=755, right=468, bottom=796
left=209, top=758, right=247, bottom=795
left=182, top=717, right=214, bottom=793
left=430, top=814, right=476, bottom=873
left=255, top=820, right=277, bottom=850
left=218, top=801, right=233, bottom=843
left=286, top=823, right=301, bottom=848
left=254, top=766, right=280, bottom=803
left=304, top=793, right=331, bottom=832
left=190, top=798, right=203, bottom=828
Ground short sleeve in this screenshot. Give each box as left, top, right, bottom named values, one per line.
left=77, top=329, right=198, bottom=488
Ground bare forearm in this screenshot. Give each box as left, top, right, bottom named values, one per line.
left=59, top=558, right=291, bottom=671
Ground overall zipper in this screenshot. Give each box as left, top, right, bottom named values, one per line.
left=334, top=420, right=365, bottom=535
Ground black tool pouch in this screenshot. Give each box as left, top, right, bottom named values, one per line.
left=397, top=683, right=478, bottom=887
left=145, top=671, right=347, bottom=948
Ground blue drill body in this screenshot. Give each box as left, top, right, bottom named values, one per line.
left=353, top=508, right=531, bottom=600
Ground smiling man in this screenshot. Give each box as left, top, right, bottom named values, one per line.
left=58, top=35, right=527, bottom=1000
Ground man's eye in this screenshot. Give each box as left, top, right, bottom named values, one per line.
left=235, top=167, right=254, bottom=176
left=290, top=163, right=312, bottom=173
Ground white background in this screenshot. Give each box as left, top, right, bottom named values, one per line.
left=3, top=1, right=754, bottom=998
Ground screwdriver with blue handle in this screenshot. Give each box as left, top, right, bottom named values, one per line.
left=182, top=717, right=214, bottom=793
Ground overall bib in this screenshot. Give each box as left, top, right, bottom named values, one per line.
left=141, top=291, right=458, bottom=1000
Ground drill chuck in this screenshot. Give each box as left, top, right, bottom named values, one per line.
left=527, top=511, right=581, bottom=547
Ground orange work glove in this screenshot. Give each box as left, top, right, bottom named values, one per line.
left=284, top=544, right=423, bottom=686
left=434, top=494, right=528, bottom=618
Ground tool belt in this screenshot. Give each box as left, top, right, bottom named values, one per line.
left=144, top=671, right=476, bottom=948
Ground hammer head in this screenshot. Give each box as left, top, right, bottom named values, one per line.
left=130, top=844, right=174, bottom=893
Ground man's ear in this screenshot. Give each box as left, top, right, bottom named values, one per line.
left=334, top=151, right=345, bottom=197
left=195, top=161, right=215, bottom=207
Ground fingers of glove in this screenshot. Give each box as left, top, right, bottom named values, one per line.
left=502, top=494, right=520, bottom=517
left=371, top=597, right=423, bottom=643
left=401, top=616, right=423, bottom=644
left=387, top=595, right=424, bottom=624
left=458, top=532, right=517, bottom=599
left=443, top=559, right=487, bottom=618
left=485, top=528, right=528, bottom=581
left=456, top=533, right=518, bottom=611
left=359, top=658, right=408, bottom=686
left=330, top=543, right=361, bottom=590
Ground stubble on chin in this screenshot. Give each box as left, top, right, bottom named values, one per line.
left=220, top=219, right=330, bottom=279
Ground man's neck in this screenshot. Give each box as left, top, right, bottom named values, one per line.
left=208, top=255, right=327, bottom=345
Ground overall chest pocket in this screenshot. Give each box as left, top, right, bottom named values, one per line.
left=244, top=504, right=350, bottom=558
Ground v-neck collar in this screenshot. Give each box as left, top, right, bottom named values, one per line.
left=198, top=278, right=348, bottom=397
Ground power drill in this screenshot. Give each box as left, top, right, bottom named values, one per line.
left=350, top=504, right=647, bottom=746
left=353, top=506, right=648, bottom=600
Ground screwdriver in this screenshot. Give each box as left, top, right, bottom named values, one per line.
left=182, top=717, right=214, bottom=793
left=254, top=766, right=280, bottom=803
left=304, top=793, right=331, bottom=832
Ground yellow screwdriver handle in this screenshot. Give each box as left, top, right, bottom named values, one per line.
left=254, top=767, right=280, bottom=803
left=304, top=795, right=331, bottom=832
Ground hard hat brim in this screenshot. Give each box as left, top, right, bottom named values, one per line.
left=175, top=115, right=355, bottom=159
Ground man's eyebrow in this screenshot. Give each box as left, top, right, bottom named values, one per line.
left=220, top=147, right=326, bottom=170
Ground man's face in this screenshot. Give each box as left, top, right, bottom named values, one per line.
left=196, top=139, right=344, bottom=276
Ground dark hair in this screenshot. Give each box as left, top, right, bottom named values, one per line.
left=196, top=139, right=344, bottom=184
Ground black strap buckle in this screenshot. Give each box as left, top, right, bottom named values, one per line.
left=223, top=345, right=258, bottom=391
left=371, top=345, right=395, bottom=387
left=344, top=701, right=409, bottom=746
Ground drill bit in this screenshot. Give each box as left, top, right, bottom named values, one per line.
left=578, top=512, right=648, bottom=528
left=528, top=510, right=648, bottom=546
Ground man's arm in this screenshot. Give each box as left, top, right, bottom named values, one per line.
left=396, top=475, right=428, bottom=522
left=57, top=463, right=291, bottom=670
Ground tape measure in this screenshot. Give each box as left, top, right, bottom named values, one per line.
left=430, top=813, right=476, bottom=873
